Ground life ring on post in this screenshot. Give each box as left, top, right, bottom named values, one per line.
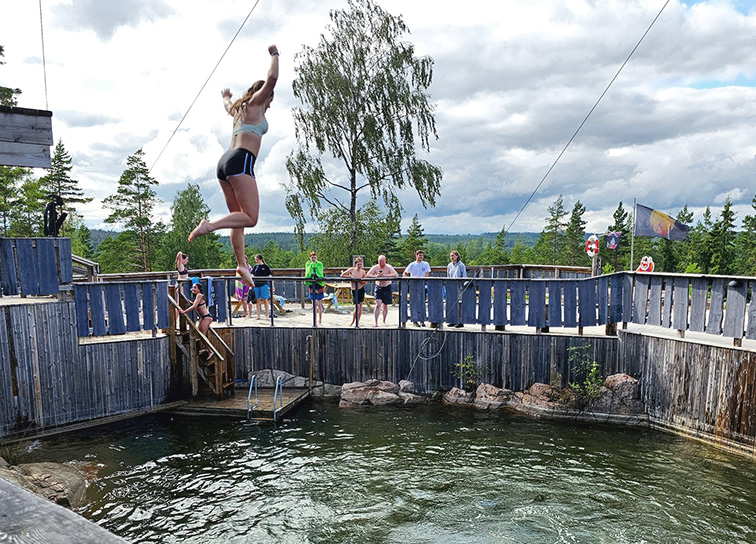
left=585, top=235, right=600, bottom=258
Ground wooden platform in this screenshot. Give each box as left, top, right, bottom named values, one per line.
left=167, top=387, right=311, bottom=422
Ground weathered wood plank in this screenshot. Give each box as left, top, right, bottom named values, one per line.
left=747, top=281, right=756, bottom=340
left=58, top=238, right=73, bottom=283
left=105, top=284, right=125, bottom=335
left=706, top=279, right=725, bottom=335
left=528, top=280, right=546, bottom=328
left=492, top=280, right=508, bottom=326
left=510, top=281, right=526, bottom=326
left=578, top=278, right=596, bottom=327
left=461, top=281, right=477, bottom=324
left=563, top=281, right=577, bottom=328
left=36, top=238, right=59, bottom=295
left=622, top=273, right=633, bottom=323
left=156, top=281, right=169, bottom=329
left=609, top=274, right=623, bottom=324
left=408, top=279, right=426, bottom=323
left=648, top=276, right=663, bottom=326
left=597, top=276, right=608, bottom=325
left=0, top=141, right=52, bottom=168
left=142, top=283, right=155, bottom=330
left=633, top=275, right=650, bottom=324
left=478, top=279, right=492, bottom=325
left=427, top=280, right=444, bottom=323
left=0, top=238, right=18, bottom=295
left=723, top=280, right=747, bottom=339
left=662, top=277, right=674, bottom=329
left=672, top=276, right=689, bottom=332
left=689, top=278, right=708, bottom=333
left=548, top=280, right=562, bottom=327
left=89, top=285, right=106, bottom=336
left=15, top=239, right=40, bottom=296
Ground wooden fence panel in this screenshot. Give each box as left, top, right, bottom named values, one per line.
left=563, top=281, right=577, bottom=327
left=427, top=281, right=444, bottom=323
left=90, top=285, right=106, bottom=336
left=58, top=238, right=73, bottom=284
left=478, top=280, right=492, bottom=325
left=689, top=278, right=708, bottom=332
left=399, top=281, right=408, bottom=323
left=492, top=280, right=507, bottom=326
left=648, top=276, right=663, bottom=326
left=528, top=281, right=546, bottom=328
left=156, top=281, right=169, bottom=329
left=142, top=284, right=155, bottom=330
left=723, top=281, right=747, bottom=338
left=661, top=278, right=674, bottom=328
left=597, top=276, right=608, bottom=325
left=0, top=238, right=18, bottom=295
left=15, top=239, right=40, bottom=295
left=461, top=282, right=477, bottom=324
left=36, top=238, right=59, bottom=295
left=74, top=285, right=90, bottom=337
left=609, top=275, right=623, bottom=323
left=747, top=280, right=756, bottom=340
left=672, top=277, right=689, bottom=332
left=0, top=310, right=15, bottom=435
left=706, top=279, right=725, bottom=335
left=633, top=275, right=650, bottom=324
left=549, top=280, right=562, bottom=327
left=578, top=278, right=596, bottom=327
left=123, top=284, right=141, bottom=332
left=510, top=281, right=526, bottom=326
left=104, top=284, right=125, bottom=335
left=622, top=274, right=633, bottom=323
left=408, top=279, right=426, bottom=323
left=213, top=280, right=226, bottom=324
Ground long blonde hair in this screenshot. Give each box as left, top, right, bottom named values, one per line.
left=229, top=80, right=265, bottom=122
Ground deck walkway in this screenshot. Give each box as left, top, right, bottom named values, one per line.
left=168, top=388, right=311, bottom=422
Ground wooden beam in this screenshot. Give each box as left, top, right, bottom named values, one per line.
left=0, top=106, right=54, bottom=168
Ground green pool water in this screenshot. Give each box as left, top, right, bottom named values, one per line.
left=24, top=400, right=756, bottom=543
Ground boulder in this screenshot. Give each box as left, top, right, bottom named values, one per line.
left=398, top=380, right=415, bottom=393
left=339, top=380, right=403, bottom=407
left=442, top=387, right=474, bottom=406
left=398, top=392, right=426, bottom=404
left=589, top=373, right=644, bottom=414
left=473, top=383, right=514, bottom=410
left=14, top=462, right=89, bottom=508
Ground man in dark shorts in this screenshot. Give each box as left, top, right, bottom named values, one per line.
left=366, top=254, right=398, bottom=327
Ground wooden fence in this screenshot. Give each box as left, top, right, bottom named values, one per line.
left=0, top=302, right=173, bottom=437
left=0, top=237, right=72, bottom=297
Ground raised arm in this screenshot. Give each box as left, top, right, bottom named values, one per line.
left=221, top=88, right=233, bottom=114
left=180, top=294, right=202, bottom=314
left=251, top=45, right=279, bottom=105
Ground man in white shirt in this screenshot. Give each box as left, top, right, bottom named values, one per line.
left=403, top=250, right=430, bottom=326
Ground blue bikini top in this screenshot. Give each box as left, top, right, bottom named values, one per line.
left=233, top=118, right=268, bottom=137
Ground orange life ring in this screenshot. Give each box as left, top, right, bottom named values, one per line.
left=585, top=235, right=599, bottom=258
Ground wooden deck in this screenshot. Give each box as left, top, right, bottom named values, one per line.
left=168, top=387, right=311, bottom=422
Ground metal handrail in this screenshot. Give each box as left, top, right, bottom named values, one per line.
left=247, top=375, right=258, bottom=420
left=272, top=376, right=284, bottom=422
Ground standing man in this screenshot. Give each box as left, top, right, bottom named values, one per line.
left=403, top=250, right=431, bottom=326
left=305, top=251, right=324, bottom=327
left=340, top=256, right=367, bottom=327
left=447, top=250, right=467, bottom=328
left=366, top=255, right=398, bottom=327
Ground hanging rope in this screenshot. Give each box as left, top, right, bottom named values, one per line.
left=38, top=0, right=49, bottom=109
left=148, top=0, right=262, bottom=173
left=505, top=0, right=671, bottom=234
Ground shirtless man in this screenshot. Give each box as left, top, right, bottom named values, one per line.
left=366, top=255, right=398, bottom=327
left=341, top=256, right=368, bottom=327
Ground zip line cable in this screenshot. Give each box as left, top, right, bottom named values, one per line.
left=505, top=0, right=670, bottom=234
left=38, top=0, right=49, bottom=109
left=148, top=0, right=262, bottom=173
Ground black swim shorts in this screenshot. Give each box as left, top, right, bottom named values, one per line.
left=217, top=148, right=256, bottom=182
left=352, top=287, right=365, bottom=305
left=375, top=285, right=392, bottom=305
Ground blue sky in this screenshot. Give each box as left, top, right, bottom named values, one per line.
left=2, top=0, right=756, bottom=235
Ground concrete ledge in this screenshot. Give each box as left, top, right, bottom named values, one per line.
left=518, top=402, right=649, bottom=427
left=0, top=477, right=128, bottom=543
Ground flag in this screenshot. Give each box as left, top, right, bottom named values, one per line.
left=605, top=232, right=621, bottom=249
left=634, top=204, right=689, bottom=241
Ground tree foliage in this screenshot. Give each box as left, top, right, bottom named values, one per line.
left=0, top=45, right=22, bottom=107
left=285, top=0, right=442, bottom=256
left=103, top=148, right=161, bottom=272
left=39, top=140, right=93, bottom=230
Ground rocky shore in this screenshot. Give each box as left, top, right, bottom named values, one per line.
left=0, top=456, right=92, bottom=508
left=340, top=373, right=648, bottom=426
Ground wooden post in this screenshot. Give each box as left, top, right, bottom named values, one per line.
left=308, top=334, right=314, bottom=392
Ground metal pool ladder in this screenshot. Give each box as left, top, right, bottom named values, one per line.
left=272, top=376, right=284, bottom=422
left=247, top=375, right=258, bottom=420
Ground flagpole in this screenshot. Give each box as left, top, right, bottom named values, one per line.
left=630, top=198, right=636, bottom=271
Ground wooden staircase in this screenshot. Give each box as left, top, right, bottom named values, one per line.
left=169, top=289, right=235, bottom=399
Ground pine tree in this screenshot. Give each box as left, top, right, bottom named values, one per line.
left=397, top=214, right=428, bottom=265
left=709, top=198, right=737, bottom=275
left=103, top=148, right=161, bottom=272
left=533, top=195, right=568, bottom=265
left=734, top=195, right=756, bottom=276
left=606, top=201, right=630, bottom=271
left=9, top=175, right=46, bottom=236
left=563, top=201, right=587, bottom=266
left=39, top=140, right=93, bottom=234
left=0, top=166, right=28, bottom=235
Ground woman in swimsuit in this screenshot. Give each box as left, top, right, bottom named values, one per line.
left=175, top=252, right=190, bottom=280
left=179, top=283, right=213, bottom=336
left=188, top=44, right=279, bottom=288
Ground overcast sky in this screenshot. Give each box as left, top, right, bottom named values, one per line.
left=3, top=0, right=755, bottom=236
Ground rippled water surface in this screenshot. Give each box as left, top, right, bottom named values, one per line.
left=25, top=401, right=756, bottom=543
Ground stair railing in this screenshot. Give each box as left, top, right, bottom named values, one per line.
left=272, top=376, right=284, bottom=422
left=247, top=375, right=259, bottom=420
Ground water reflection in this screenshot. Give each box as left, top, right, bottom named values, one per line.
left=25, top=401, right=756, bottom=544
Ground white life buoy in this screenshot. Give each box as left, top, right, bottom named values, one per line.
left=585, top=235, right=600, bottom=258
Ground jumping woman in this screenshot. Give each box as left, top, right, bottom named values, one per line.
left=189, top=44, right=279, bottom=287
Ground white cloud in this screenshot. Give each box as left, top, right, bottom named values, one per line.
left=2, top=0, right=756, bottom=239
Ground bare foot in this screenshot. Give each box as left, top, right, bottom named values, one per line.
left=188, top=219, right=211, bottom=242
left=237, top=266, right=254, bottom=287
